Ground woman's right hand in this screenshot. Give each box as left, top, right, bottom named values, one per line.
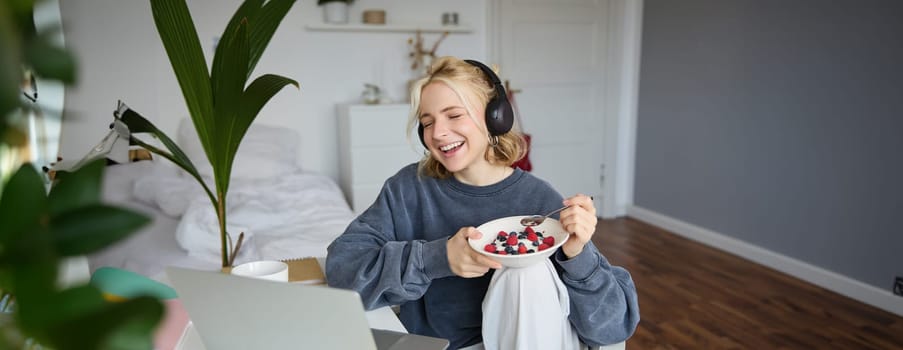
left=447, top=227, right=502, bottom=278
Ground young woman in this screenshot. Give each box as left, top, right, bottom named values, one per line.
left=325, top=56, right=639, bottom=350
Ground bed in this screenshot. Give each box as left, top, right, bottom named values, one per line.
left=90, top=120, right=355, bottom=281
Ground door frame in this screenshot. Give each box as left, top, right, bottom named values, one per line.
left=486, top=0, right=644, bottom=218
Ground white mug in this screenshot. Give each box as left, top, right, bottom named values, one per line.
left=231, top=260, right=289, bottom=282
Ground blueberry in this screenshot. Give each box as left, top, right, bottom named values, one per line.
left=527, top=249, right=535, bottom=253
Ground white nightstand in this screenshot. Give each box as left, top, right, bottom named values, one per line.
left=338, top=104, right=423, bottom=214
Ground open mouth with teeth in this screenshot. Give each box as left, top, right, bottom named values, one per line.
left=439, top=141, right=464, bottom=153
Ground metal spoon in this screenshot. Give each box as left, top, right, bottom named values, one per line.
left=520, top=205, right=570, bottom=227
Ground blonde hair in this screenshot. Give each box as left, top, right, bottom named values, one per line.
left=406, top=56, right=526, bottom=179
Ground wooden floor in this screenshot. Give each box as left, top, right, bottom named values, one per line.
left=591, top=217, right=903, bottom=350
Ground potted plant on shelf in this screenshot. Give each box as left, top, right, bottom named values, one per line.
left=318, top=0, right=353, bottom=24
left=119, top=0, right=299, bottom=269
left=0, top=2, right=163, bottom=348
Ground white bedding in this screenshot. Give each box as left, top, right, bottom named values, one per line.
left=92, top=160, right=354, bottom=280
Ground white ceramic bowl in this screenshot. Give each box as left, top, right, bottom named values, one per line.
left=231, top=260, right=289, bottom=282
left=468, top=216, right=570, bottom=268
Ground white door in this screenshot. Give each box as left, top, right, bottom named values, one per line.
left=490, top=0, right=610, bottom=213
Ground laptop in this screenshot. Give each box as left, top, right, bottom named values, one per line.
left=166, top=266, right=448, bottom=350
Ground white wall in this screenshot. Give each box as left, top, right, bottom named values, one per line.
left=58, top=0, right=486, bottom=180
left=29, top=0, right=66, bottom=171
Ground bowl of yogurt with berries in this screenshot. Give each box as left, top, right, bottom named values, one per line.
left=468, top=216, right=570, bottom=268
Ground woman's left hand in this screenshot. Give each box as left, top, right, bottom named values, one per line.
left=558, top=194, right=597, bottom=259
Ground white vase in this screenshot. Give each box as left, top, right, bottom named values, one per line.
left=323, top=2, right=349, bottom=24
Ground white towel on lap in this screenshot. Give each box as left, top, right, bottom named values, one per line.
left=481, top=259, right=581, bottom=350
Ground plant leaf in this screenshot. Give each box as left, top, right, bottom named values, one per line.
left=221, top=74, right=298, bottom=179
left=15, top=285, right=105, bottom=340
left=212, top=0, right=262, bottom=96
left=60, top=296, right=163, bottom=350
left=210, top=0, right=294, bottom=80
left=0, top=2, right=23, bottom=122
left=94, top=298, right=164, bottom=350
left=50, top=204, right=150, bottom=257
left=149, top=0, right=215, bottom=152
left=225, top=73, right=298, bottom=162
left=18, top=285, right=163, bottom=350
left=117, top=107, right=199, bottom=176
left=0, top=166, right=55, bottom=300
left=24, top=32, right=77, bottom=84
left=117, top=107, right=217, bottom=206
left=241, top=74, right=299, bottom=124
left=211, top=18, right=250, bottom=196
left=208, top=16, right=253, bottom=268
left=6, top=0, right=36, bottom=38
left=5, top=226, right=57, bottom=300
left=0, top=164, right=47, bottom=251
left=47, top=159, right=104, bottom=216
left=247, top=0, right=296, bottom=78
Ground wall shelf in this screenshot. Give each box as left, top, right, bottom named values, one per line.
left=306, top=23, right=472, bottom=34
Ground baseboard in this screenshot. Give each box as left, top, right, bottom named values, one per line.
left=627, top=205, right=903, bottom=318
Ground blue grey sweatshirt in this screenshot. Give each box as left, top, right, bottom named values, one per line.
left=326, top=164, right=639, bottom=349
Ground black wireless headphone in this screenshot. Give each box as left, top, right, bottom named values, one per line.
left=417, top=59, right=514, bottom=147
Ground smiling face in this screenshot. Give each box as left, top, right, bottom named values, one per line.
left=418, top=81, right=493, bottom=179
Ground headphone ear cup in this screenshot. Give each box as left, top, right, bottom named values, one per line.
left=464, top=59, right=515, bottom=136
left=485, top=96, right=514, bottom=136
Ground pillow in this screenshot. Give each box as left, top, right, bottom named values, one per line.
left=101, top=161, right=157, bottom=204
left=176, top=118, right=299, bottom=180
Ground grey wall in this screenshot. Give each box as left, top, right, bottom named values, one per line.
left=635, top=0, right=903, bottom=292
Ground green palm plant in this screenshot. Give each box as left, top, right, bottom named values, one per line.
left=120, top=0, right=299, bottom=268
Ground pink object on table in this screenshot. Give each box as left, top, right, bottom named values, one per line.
left=155, top=299, right=191, bottom=350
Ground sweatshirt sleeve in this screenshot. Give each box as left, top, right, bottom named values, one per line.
left=553, top=245, right=640, bottom=346
left=325, top=182, right=455, bottom=310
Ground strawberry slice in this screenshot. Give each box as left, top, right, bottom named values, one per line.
left=517, top=244, right=527, bottom=254
left=484, top=244, right=497, bottom=253
left=542, top=236, right=555, bottom=246
left=527, top=232, right=538, bottom=242
left=538, top=243, right=550, bottom=251
left=507, top=235, right=518, bottom=246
